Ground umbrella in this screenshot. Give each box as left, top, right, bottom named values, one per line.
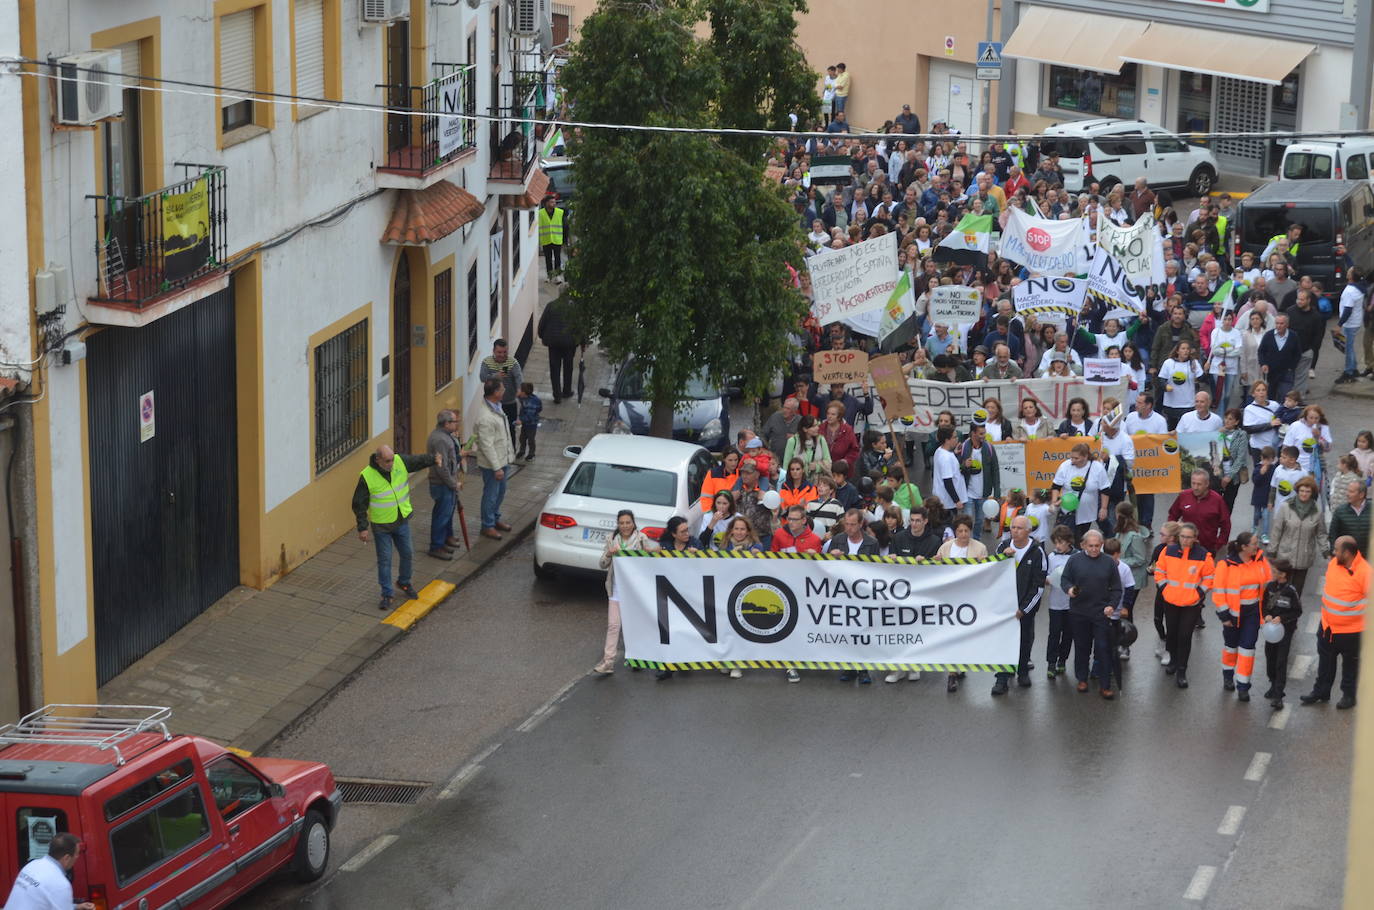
left=455, top=499, right=471, bottom=551
left=577, top=352, right=586, bottom=403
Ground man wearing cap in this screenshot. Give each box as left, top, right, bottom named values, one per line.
left=895, top=104, right=921, bottom=134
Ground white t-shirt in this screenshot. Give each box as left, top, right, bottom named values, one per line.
left=985, top=421, right=1004, bottom=442
left=4, top=856, right=73, bottom=910
left=1037, top=348, right=1083, bottom=375
left=949, top=542, right=971, bottom=558
left=1026, top=502, right=1053, bottom=544
left=1283, top=422, right=1332, bottom=474
left=1020, top=417, right=1048, bottom=440
left=1340, top=283, right=1366, bottom=330
left=1124, top=364, right=1148, bottom=410
left=1052, top=459, right=1108, bottom=525
left=1099, top=429, right=1134, bottom=467
left=1159, top=358, right=1203, bottom=409
left=1123, top=409, right=1168, bottom=436
left=1208, top=327, right=1243, bottom=375
left=1272, top=463, right=1305, bottom=508
left=1096, top=332, right=1128, bottom=358
left=1243, top=400, right=1280, bottom=450
left=933, top=446, right=968, bottom=509
left=845, top=536, right=865, bottom=554
left=1177, top=410, right=1223, bottom=434
left=1114, top=560, right=1135, bottom=613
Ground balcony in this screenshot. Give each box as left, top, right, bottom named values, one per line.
left=89, top=164, right=229, bottom=327
left=377, top=64, right=478, bottom=190
left=488, top=68, right=556, bottom=195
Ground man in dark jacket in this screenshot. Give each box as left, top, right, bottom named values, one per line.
left=1060, top=530, right=1123, bottom=697
left=1329, top=481, right=1371, bottom=557
left=994, top=515, right=1047, bottom=694
left=1284, top=288, right=1326, bottom=396
left=537, top=294, right=579, bottom=403
left=890, top=507, right=942, bottom=558
left=1258, top=313, right=1304, bottom=401
left=352, top=445, right=438, bottom=610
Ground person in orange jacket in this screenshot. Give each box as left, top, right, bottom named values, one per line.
left=1213, top=532, right=1272, bottom=702
left=698, top=448, right=741, bottom=512
left=1301, top=535, right=1368, bottom=709
left=1155, top=522, right=1216, bottom=689
left=777, top=457, right=818, bottom=510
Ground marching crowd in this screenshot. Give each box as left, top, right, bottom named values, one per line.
left=588, top=109, right=1372, bottom=712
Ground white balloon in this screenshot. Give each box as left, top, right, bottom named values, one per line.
left=982, top=499, right=999, bottom=520
left=761, top=490, right=782, bottom=510
left=1261, top=620, right=1286, bottom=644
left=1049, top=564, right=1065, bottom=588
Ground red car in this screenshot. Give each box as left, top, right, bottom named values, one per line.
left=0, top=705, right=339, bottom=909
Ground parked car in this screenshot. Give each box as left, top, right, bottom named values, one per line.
left=543, top=158, right=574, bottom=208
left=599, top=357, right=734, bottom=451
left=1235, top=179, right=1374, bottom=299
left=533, top=434, right=712, bottom=577
left=1038, top=119, right=1219, bottom=197
left=1279, top=137, right=1374, bottom=184
left=0, top=704, right=340, bottom=910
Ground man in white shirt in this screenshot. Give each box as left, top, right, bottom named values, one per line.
left=4, top=833, right=94, bottom=910
left=932, top=425, right=967, bottom=513
left=1176, top=390, right=1223, bottom=434
left=1123, top=394, right=1168, bottom=527
left=1336, top=267, right=1366, bottom=383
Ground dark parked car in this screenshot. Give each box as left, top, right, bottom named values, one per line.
left=599, top=357, right=733, bottom=452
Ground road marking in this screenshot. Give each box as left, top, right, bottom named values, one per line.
left=1243, top=751, right=1272, bottom=782
left=381, top=580, right=457, bottom=630
left=1268, top=706, right=1291, bottom=729
left=1184, top=865, right=1217, bottom=901
left=1304, top=614, right=1320, bottom=635
left=439, top=743, right=501, bottom=799
left=1292, top=654, right=1315, bottom=680
left=738, top=825, right=822, bottom=910
left=517, top=676, right=582, bottom=733
left=339, top=834, right=397, bottom=873
left=1217, top=805, right=1246, bottom=836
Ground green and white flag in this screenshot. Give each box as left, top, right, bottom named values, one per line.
left=936, top=213, right=993, bottom=261
left=879, top=270, right=916, bottom=344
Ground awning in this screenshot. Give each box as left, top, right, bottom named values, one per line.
left=1001, top=6, right=1147, bottom=75
left=1119, top=23, right=1313, bottom=86
left=380, top=181, right=485, bottom=246
left=500, top=168, right=551, bottom=210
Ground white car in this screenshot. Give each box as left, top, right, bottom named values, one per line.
left=1039, top=119, right=1219, bottom=197
left=533, top=434, right=712, bottom=577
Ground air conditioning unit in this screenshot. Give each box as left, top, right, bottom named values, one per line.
left=55, top=50, right=122, bottom=126
left=511, top=0, right=540, bottom=35
left=361, top=0, right=409, bottom=23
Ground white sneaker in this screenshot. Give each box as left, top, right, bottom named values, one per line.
left=1160, top=651, right=1171, bottom=666
left=719, top=668, right=730, bottom=675
left=729, top=668, right=743, bottom=679
left=884, top=672, right=902, bottom=683
left=1154, top=641, right=1165, bottom=657
left=908, top=671, right=922, bottom=681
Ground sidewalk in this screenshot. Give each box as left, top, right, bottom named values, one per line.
left=99, top=279, right=610, bottom=753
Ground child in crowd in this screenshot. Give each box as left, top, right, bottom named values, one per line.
left=1026, top=488, right=1054, bottom=546
left=738, top=431, right=774, bottom=481
left=997, top=489, right=1028, bottom=545
left=515, top=382, right=542, bottom=461
left=1275, top=390, right=1304, bottom=428
left=1251, top=446, right=1276, bottom=544
left=1329, top=454, right=1363, bottom=514
left=1044, top=525, right=1077, bottom=680
left=1115, top=502, right=1151, bottom=619
left=861, top=430, right=900, bottom=479
left=1104, top=538, right=1135, bottom=673
left=1148, top=521, right=1181, bottom=664
left=1262, top=557, right=1303, bottom=709
left=1270, top=446, right=1305, bottom=514
left=1351, top=430, right=1374, bottom=480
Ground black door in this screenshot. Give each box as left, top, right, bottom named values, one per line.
left=88, top=288, right=239, bottom=685
left=392, top=257, right=412, bottom=452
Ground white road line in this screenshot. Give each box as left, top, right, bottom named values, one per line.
left=1243, top=751, right=1272, bottom=782
left=1184, top=865, right=1217, bottom=901
left=339, top=834, right=398, bottom=873
left=439, top=742, right=502, bottom=799
left=517, top=676, right=583, bottom=733
left=1217, top=805, right=1247, bottom=836
left=1292, top=654, right=1315, bottom=680
left=1268, top=706, right=1291, bottom=729
left=738, top=825, right=822, bottom=910
left=1304, top=614, right=1321, bottom=635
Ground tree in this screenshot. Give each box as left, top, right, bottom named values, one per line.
left=560, top=0, right=811, bottom=439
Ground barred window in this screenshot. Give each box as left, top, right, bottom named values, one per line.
left=314, top=319, right=368, bottom=474
left=467, top=262, right=479, bottom=363
left=434, top=268, right=453, bottom=390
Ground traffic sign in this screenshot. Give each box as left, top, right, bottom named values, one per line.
left=976, top=41, right=1003, bottom=67
left=976, top=66, right=1002, bottom=81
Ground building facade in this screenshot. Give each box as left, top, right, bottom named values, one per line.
left=5, top=0, right=551, bottom=709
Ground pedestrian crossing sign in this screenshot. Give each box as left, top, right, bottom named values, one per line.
left=977, top=42, right=1002, bottom=67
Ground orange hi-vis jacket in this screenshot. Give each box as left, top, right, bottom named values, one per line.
left=1213, top=551, right=1272, bottom=617
left=1155, top=543, right=1216, bottom=607
left=1321, top=552, right=1369, bottom=634
left=778, top=481, right=818, bottom=510
left=999, top=504, right=1021, bottom=537
left=698, top=469, right=739, bottom=512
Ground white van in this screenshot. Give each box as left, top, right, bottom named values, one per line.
left=1037, top=118, right=1219, bottom=196
left=1279, top=138, right=1374, bottom=183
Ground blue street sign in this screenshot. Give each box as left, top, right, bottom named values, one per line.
left=976, top=42, right=1003, bottom=68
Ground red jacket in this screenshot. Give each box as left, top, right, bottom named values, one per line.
left=1168, top=489, right=1232, bottom=553
left=771, top=526, right=823, bottom=553
left=824, top=420, right=860, bottom=471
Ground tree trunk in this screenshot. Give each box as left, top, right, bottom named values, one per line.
left=649, top=394, right=676, bottom=439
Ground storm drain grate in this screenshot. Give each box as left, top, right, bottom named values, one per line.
left=334, top=778, right=431, bottom=805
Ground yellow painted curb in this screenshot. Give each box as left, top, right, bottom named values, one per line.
left=381, top=580, right=456, bottom=630
left=1209, top=190, right=1250, bottom=199
left=226, top=747, right=254, bottom=758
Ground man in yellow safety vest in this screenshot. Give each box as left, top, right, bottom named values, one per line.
left=538, top=195, right=566, bottom=282
left=352, top=443, right=438, bottom=610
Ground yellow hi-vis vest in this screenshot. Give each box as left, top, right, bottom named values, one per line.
left=538, top=206, right=565, bottom=246
left=362, top=459, right=412, bottom=524
left=1268, top=233, right=1300, bottom=257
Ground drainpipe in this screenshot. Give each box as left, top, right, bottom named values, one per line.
left=1, top=411, right=32, bottom=715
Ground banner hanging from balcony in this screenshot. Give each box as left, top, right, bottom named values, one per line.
left=615, top=552, right=1019, bottom=672
left=161, top=177, right=211, bottom=284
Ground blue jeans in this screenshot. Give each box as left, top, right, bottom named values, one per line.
left=480, top=466, right=508, bottom=529
left=430, top=483, right=456, bottom=551
left=373, top=520, right=414, bottom=597
left=1254, top=506, right=1272, bottom=539
left=1346, top=327, right=1362, bottom=375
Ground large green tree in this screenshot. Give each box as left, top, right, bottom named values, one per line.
left=560, top=0, right=813, bottom=439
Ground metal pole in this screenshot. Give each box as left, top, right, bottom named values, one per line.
left=981, top=0, right=994, bottom=151
left=1352, top=0, right=1374, bottom=131
left=996, top=0, right=1019, bottom=135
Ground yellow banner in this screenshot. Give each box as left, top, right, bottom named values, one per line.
left=1023, top=435, right=1100, bottom=491
left=161, top=176, right=211, bottom=282
left=1130, top=433, right=1182, bottom=494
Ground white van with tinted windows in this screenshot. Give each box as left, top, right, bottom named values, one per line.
left=1279, top=138, right=1374, bottom=184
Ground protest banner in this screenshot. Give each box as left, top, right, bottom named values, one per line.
left=1130, top=433, right=1181, bottom=494
left=1097, top=212, right=1165, bottom=288
left=1023, top=436, right=1101, bottom=491
left=928, top=285, right=983, bottom=325
left=1083, top=358, right=1123, bottom=384
left=813, top=349, right=869, bottom=385
left=1086, top=246, right=1148, bottom=313
left=868, top=353, right=914, bottom=419
left=808, top=232, right=898, bottom=325
left=1000, top=208, right=1082, bottom=275
left=904, top=377, right=1130, bottom=430
left=991, top=440, right=1027, bottom=496
left=1013, top=275, right=1087, bottom=316
left=616, top=551, right=1019, bottom=671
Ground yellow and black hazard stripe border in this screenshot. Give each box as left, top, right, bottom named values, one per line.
left=624, top=659, right=1019, bottom=673
left=1015, top=304, right=1080, bottom=316
left=614, top=550, right=1009, bottom=565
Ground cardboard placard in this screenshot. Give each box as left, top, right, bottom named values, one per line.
left=991, top=439, right=1026, bottom=497
left=928, top=285, right=983, bottom=326
left=812, top=349, right=869, bottom=386
left=868, top=353, right=914, bottom=419
left=1083, top=358, right=1123, bottom=384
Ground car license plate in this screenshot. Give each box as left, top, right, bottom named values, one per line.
left=582, top=527, right=609, bottom=544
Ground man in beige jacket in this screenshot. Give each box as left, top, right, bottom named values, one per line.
left=474, top=378, right=517, bottom=540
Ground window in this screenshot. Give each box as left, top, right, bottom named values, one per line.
left=110, top=786, right=210, bottom=885
left=1177, top=72, right=1212, bottom=135
left=511, top=216, right=522, bottom=277
left=1093, top=133, right=1146, bottom=157
left=1241, top=208, right=1332, bottom=247
left=466, top=262, right=479, bottom=363
left=105, top=760, right=194, bottom=821
left=314, top=319, right=369, bottom=473
left=1046, top=63, right=1138, bottom=118
left=1347, top=154, right=1369, bottom=181
left=1282, top=153, right=1332, bottom=180
left=205, top=757, right=269, bottom=822
left=434, top=268, right=454, bottom=390
left=15, top=808, right=68, bottom=866
left=562, top=462, right=679, bottom=507
left=490, top=231, right=502, bottom=329
left=294, top=0, right=327, bottom=106
left=686, top=451, right=714, bottom=503
left=219, top=9, right=258, bottom=133
left=1151, top=134, right=1188, bottom=155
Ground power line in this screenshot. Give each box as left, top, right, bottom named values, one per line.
left=9, top=57, right=1374, bottom=144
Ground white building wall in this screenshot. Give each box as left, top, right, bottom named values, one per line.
left=0, top=2, right=31, bottom=382
left=1299, top=46, right=1351, bottom=133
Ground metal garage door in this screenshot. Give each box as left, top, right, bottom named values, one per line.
left=1213, top=77, right=1269, bottom=177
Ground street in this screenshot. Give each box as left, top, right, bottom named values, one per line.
left=244, top=530, right=1355, bottom=909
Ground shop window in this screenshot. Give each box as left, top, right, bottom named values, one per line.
left=1177, top=72, right=1213, bottom=136
left=1046, top=63, right=1137, bottom=118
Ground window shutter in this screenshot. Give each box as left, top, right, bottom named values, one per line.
left=295, top=0, right=325, bottom=99
left=115, top=41, right=140, bottom=81
left=219, top=9, right=256, bottom=106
